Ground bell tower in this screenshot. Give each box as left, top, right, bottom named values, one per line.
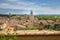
left=30, top=10, right=34, bottom=22
left=28, top=10, right=34, bottom=27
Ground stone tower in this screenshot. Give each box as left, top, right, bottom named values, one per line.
left=7, top=12, right=11, bottom=28
left=28, top=10, right=34, bottom=27
left=30, top=10, right=34, bottom=22
left=9, top=12, right=11, bottom=21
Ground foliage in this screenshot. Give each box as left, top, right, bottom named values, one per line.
left=22, top=26, right=39, bottom=30
left=44, top=25, right=55, bottom=30
left=26, top=16, right=29, bottom=19
left=0, top=26, right=2, bottom=31
left=16, top=16, right=21, bottom=20
left=44, top=25, right=50, bottom=29
left=0, top=28, right=17, bottom=40
left=37, top=16, right=60, bottom=20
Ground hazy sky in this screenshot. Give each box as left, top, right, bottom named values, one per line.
left=0, top=0, right=60, bottom=15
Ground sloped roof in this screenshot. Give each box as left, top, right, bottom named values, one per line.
left=39, top=20, right=48, bottom=25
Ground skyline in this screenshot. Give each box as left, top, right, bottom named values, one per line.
left=0, top=0, right=60, bottom=15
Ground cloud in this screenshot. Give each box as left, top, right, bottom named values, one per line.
left=0, top=2, right=36, bottom=10
left=0, top=1, right=60, bottom=15
left=40, top=3, right=48, bottom=6
left=0, top=3, right=9, bottom=6
left=7, top=0, right=18, bottom=2
left=17, top=2, right=35, bottom=6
